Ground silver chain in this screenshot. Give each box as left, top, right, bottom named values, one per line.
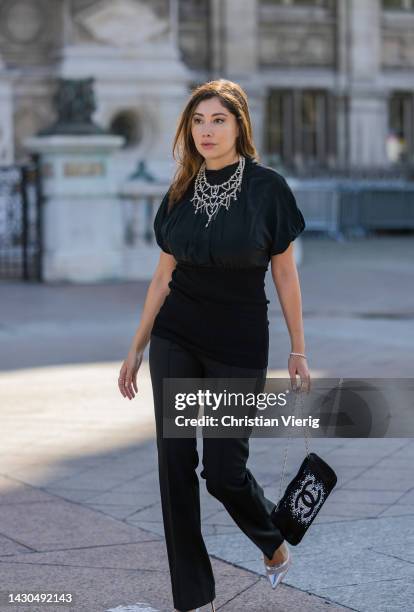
left=191, top=155, right=245, bottom=227
left=277, top=378, right=344, bottom=501
left=277, top=388, right=311, bottom=501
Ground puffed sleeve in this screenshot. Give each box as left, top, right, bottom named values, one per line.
left=153, top=189, right=172, bottom=254
left=269, top=176, right=306, bottom=256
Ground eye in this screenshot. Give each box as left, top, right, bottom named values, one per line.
left=192, top=117, right=225, bottom=124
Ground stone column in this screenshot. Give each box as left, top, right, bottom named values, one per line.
left=221, top=0, right=258, bottom=77
left=214, top=1, right=264, bottom=152
left=0, top=55, right=14, bottom=164
left=209, top=0, right=225, bottom=77
left=340, top=0, right=389, bottom=167
left=23, top=134, right=124, bottom=283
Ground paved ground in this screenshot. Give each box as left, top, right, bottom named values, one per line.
left=0, top=234, right=413, bottom=612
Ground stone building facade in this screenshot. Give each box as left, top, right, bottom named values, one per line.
left=0, top=0, right=413, bottom=177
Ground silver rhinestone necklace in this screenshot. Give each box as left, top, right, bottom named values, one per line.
left=191, top=155, right=245, bottom=227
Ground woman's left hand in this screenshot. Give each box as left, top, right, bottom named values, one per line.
left=288, top=354, right=311, bottom=393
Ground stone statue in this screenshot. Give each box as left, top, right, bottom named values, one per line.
left=38, top=78, right=107, bottom=135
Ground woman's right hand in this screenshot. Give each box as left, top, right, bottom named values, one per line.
left=118, top=348, right=144, bottom=400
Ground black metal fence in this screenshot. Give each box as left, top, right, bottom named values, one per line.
left=0, top=155, right=42, bottom=281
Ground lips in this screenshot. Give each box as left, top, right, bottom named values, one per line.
left=201, top=143, right=216, bottom=148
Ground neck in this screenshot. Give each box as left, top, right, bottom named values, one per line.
left=204, top=153, right=240, bottom=171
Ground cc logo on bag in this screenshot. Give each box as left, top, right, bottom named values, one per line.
left=294, top=476, right=325, bottom=521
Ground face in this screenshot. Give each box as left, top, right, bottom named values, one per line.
left=190, top=96, right=240, bottom=165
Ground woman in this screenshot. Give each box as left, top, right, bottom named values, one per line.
left=118, top=79, right=310, bottom=612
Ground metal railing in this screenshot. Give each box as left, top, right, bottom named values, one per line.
left=288, top=177, right=414, bottom=239
left=0, top=155, right=43, bottom=281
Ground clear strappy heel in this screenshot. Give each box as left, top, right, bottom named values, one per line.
left=264, top=543, right=292, bottom=589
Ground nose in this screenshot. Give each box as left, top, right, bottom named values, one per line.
left=201, top=121, right=214, bottom=135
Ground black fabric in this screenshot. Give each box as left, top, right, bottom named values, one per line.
left=152, top=156, right=306, bottom=368
left=149, top=333, right=284, bottom=611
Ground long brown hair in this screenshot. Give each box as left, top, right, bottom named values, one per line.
left=167, top=79, right=259, bottom=212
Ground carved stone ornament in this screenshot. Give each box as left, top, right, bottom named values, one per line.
left=74, top=0, right=169, bottom=47
left=3, top=0, right=44, bottom=44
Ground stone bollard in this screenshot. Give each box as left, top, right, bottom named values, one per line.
left=24, top=134, right=124, bottom=283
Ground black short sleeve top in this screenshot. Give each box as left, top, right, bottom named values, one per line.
left=151, top=156, right=306, bottom=368
left=153, top=156, right=305, bottom=266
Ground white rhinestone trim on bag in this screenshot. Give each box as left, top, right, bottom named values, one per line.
left=287, top=471, right=327, bottom=525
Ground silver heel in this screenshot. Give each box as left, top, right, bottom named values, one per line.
left=195, top=600, right=216, bottom=611
left=196, top=599, right=216, bottom=611
left=264, top=544, right=292, bottom=589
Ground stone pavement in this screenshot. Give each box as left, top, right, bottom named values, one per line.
left=0, top=235, right=413, bottom=612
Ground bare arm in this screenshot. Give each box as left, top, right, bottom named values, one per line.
left=270, top=242, right=310, bottom=390
left=119, top=251, right=177, bottom=400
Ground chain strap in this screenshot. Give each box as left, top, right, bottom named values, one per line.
left=277, top=377, right=344, bottom=501
left=277, top=388, right=310, bottom=501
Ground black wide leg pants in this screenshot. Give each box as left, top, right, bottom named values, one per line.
left=148, top=334, right=284, bottom=612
